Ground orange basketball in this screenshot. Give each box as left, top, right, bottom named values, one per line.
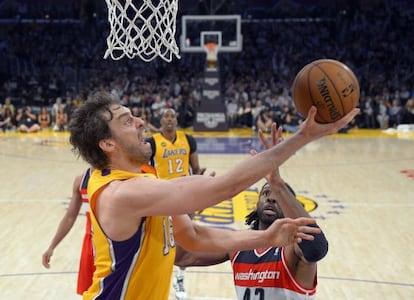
left=291, top=59, right=360, bottom=123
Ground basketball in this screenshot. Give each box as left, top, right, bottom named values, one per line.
left=291, top=59, right=360, bottom=123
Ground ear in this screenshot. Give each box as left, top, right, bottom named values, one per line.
left=98, top=138, right=115, bottom=152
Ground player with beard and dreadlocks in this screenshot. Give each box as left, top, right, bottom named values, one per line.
left=174, top=124, right=328, bottom=300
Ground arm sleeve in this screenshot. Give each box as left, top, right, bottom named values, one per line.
left=186, top=134, right=197, bottom=154
left=297, top=224, right=328, bottom=263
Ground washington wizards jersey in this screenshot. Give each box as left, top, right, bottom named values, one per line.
left=231, top=247, right=316, bottom=300
left=77, top=167, right=94, bottom=295
left=79, top=168, right=91, bottom=210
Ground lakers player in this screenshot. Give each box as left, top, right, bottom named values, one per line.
left=146, top=108, right=206, bottom=299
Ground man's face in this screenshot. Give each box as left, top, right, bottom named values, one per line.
left=106, top=104, right=152, bottom=163
left=161, top=109, right=178, bottom=131
left=256, top=185, right=284, bottom=228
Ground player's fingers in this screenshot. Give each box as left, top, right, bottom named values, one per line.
left=294, top=237, right=303, bottom=244
left=298, top=225, right=321, bottom=234
left=322, top=107, right=360, bottom=134
left=306, top=106, right=318, bottom=120
left=337, top=108, right=360, bottom=127
left=258, top=129, right=270, bottom=149
left=295, top=232, right=315, bottom=241
left=271, top=123, right=277, bottom=145
left=292, top=217, right=317, bottom=226
left=275, top=126, right=283, bottom=145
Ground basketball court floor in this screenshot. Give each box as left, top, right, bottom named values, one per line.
left=0, top=127, right=413, bottom=299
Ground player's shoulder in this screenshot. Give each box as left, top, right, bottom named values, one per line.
left=184, top=132, right=195, bottom=141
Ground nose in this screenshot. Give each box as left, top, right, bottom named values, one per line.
left=135, top=117, right=145, bottom=128
left=266, top=198, right=276, bottom=203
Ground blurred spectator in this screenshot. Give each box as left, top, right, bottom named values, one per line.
left=179, top=98, right=196, bottom=128
left=149, top=108, right=162, bottom=130
left=238, top=100, right=253, bottom=128
left=226, top=99, right=239, bottom=128
left=3, top=97, right=15, bottom=115
left=64, top=96, right=76, bottom=122
left=361, top=96, right=376, bottom=128
left=282, top=106, right=303, bottom=133
left=376, top=98, right=389, bottom=129
left=16, top=106, right=41, bottom=133
left=38, top=107, right=51, bottom=129
left=131, top=105, right=142, bottom=118
left=51, top=97, right=65, bottom=121
left=252, top=99, right=267, bottom=129
left=53, top=107, right=68, bottom=131
left=388, top=98, right=402, bottom=128
left=0, top=107, right=13, bottom=131
left=141, top=111, right=161, bottom=133
left=255, top=107, right=273, bottom=133
left=269, top=96, right=283, bottom=125
left=151, top=93, right=167, bottom=112
left=400, top=98, right=414, bottom=124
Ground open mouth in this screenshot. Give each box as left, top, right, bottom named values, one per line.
left=263, top=204, right=276, bottom=215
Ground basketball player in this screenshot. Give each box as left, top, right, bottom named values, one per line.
left=175, top=125, right=328, bottom=299
left=42, top=168, right=94, bottom=295
left=146, top=108, right=206, bottom=299
left=68, top=91, right=358, bottom=299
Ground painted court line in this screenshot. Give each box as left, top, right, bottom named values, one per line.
left=1, top=270, right=412, bottom=289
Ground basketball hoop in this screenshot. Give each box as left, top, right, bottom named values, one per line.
left=204, top=42, right=218, bottom=69
left=104, top=0, right=180, bottom=62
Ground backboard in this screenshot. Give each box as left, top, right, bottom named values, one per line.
left=180, top=15, right=242, bottom=53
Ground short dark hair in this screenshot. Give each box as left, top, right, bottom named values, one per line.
left=69, top=92, right=120, bottom=169
left=245, top=182, right=296, bottom=230
left=160, top=108, right=177, bottom=118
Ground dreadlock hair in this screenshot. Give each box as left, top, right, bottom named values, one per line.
left=245, top=182, right=296, bottom=230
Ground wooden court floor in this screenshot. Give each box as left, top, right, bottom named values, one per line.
left=0, top=128, right=413, bottom=300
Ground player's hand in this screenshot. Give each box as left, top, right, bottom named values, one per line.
left=251, top=123, right=284, bottom=184
left=299, top=106, right=359, bottom=141
left=42, top=248, right=53, bottom=268
left=265, top=217, right=321, bottom=246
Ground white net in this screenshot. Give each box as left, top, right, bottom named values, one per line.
left=104, top=0, right=180, bottom=62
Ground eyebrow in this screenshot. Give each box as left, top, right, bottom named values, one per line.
left=114, top=105, right=132, bottom=121
left=117, top=112, right=131, bottom=120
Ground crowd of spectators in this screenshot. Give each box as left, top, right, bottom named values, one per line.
left=1, top=0, right=414, bottom=133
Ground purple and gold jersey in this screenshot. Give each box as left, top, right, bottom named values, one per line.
left=83, top=168, right=176, bottom=300
left=152, top=131, right=191, bottom=179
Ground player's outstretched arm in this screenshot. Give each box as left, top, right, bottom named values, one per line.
left=42, top=175, right=83, bottom=268
left=116, top=107, right=360, bottom=217
left=174, top=244, right=230, bottom=268
left=173, top=215, right=320, bottom=254
left=257, top=123, right=328, bottom=264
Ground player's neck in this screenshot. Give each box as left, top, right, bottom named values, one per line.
left=107, top=157, right=146, bottom=174
left=161, top=131, right=177, bottom=143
